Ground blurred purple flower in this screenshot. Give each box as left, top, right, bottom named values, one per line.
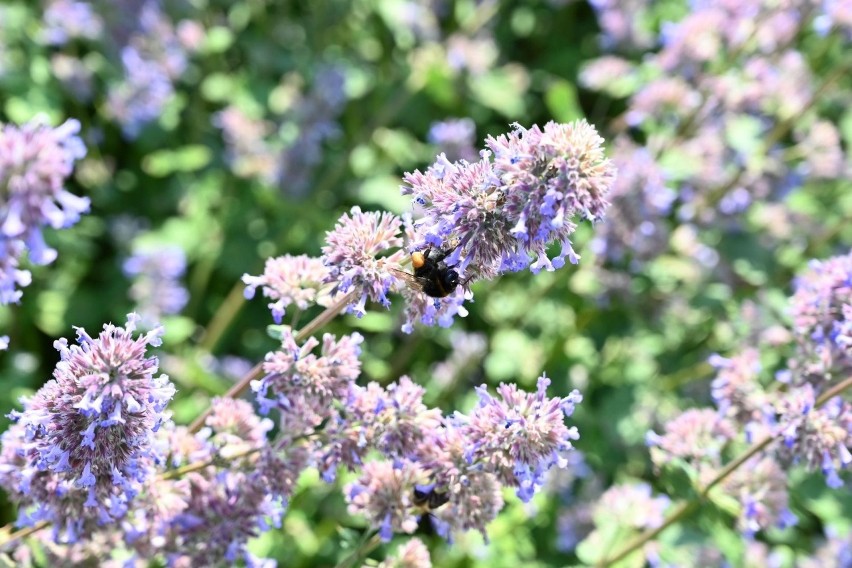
left=646, top=408, right=736, bottom=468
left=0, top=314, right=174, bottom=541
left=377, top=538, right=432, bottom=568
left=41, top=0, right=103, bottom=45
left=722, top=456, right=797, bottom=537
left=428, top=118, right=478, bottom=162
left=123, top=246, right=189, bottom=324
left=107, top=2, right=187, bottom=138
left=0, top=118, right=88, bottom=301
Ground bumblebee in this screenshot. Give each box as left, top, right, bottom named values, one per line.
left=413, top=484, right=450, bottom=510
left=394, top=246, right=460, bottom=298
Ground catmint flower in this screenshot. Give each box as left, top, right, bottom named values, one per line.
left=254, top=326, right=363, bottom=422
left=317, top=377, right=442, bottom=479
left=722, top=456, right=797, bottom=537
left=106, top=3, right=187, bottom=138
left=789, top=250, right=852, bottom=384
left=428, top=118, right=478, bottom=162
left=345, top=459, right=428, bottom=541
left=589, top=138, right=675, bottom=266
left=214, top=106, right=278, bottom=183
left=41, top=0, right=103, bottom=45
left=149, top=399, right=280, bottom=568
left=460, top=375, right=582, bottom=502
left=431, top=330, right=487, bottom=388
left=0, top=314, right=174, bottom=540
left=123, top=246, right=189, bottom=324
left=242, top=254, right=331, bottom=324
left=594, top=482, right=670, bottom=531
left=321, top=206, right=406, bottom=317
left=276, top=67, right=346, bottom=196
left=0, top=118, right=88, bottom=270
left=200, top=397, right=272, bottom=458
left=377, top=538, right=432, bottom=568
left=0, top=238, right=31, bottom=304
left=773, top=383, right=851, bottom=488
left=709, top=349, right=766, bottom=425
left=646, top=408, right=736, bottom=471
left=404, top=121, right=615, bottom=282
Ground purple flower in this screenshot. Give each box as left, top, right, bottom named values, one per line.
left=123, top=246, right=189, bottom=324
left=106, top=2, right=188, bottom=138
left=404, top=121, right=615, bottom=283
left=789, top=250, right=852, bottom=384
left=214, top=106, right=278, bottom=183
left=773, top=384, right=851, bottom=488
left=646, top=408, right=736, bottom=468
left=428, top=118, right=478, bottom=162
left=317, top=377, right=442, bottom=478
left=254, top=326, right=363, bottom=423
left=321, top=206, right=406, bottom=317
left=41, top=0, right=103, bottom=45
left=0, top=118, right=89, bottom=299
left=345, top=459, right=427, bottom=541
left=458, top=375, right=582, bottom=502
left=242, top=254, right=331, bottom=324
left=0, top=313, right=174, bottom=540
left=377, top=538, right=432, bottom=568
left=709, top=349, right=767, bottom=425
left=722, top=456, right=797, bottom=537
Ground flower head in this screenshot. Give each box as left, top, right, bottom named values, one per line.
left=0, top=118, right=88, bottom=271
left=345, top=459, right=427, bottom=541
left=321, top=206, right=406, bottom=317
left=460, top=375, right=582, bottom=502
left=254, top=326, right=363, bottom=424
left=242, top=254, right=331, bottom=323
left=0, top=314, right=174, bottom=539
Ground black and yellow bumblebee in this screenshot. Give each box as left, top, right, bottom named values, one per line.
left=413, top=484, right=450, bottom=510
left=394, top=246, right=461, bottom=298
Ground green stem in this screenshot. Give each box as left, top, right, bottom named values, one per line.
left=198, top=277, right=248, bottom=353
left=0, top=521, right=49, bottom=551
left=335, top=530, right=381, bottom=568
left=594, top=375, right=852, bottom=567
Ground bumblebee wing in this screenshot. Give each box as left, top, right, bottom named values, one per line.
left=391, top=268, right=425, bottom=291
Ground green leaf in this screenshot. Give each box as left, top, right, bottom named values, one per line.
left=468, top=65, right=529, bottom=118
left=142, top=145, right=212, bottom=177
left=545, top=80, right=583, bottom=123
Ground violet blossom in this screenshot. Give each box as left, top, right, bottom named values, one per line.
left=0, top=313, right=174, bottom=541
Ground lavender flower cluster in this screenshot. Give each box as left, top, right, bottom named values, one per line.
left=637, top=251, right=852, bottom=536
left=0, top=117, right=604, bottom=565
left=242, top=120, right=614, bottom=333
left=214, top=67, right=347, bottom=196
left=583, top=0, right=849, bottom=276
left=0, top=119, right=89, bottom=305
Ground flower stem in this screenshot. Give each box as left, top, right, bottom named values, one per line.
left=335, top=529, right=381, bottom=568
left=594, top=375, right=852, bottom=567
left=0, top=521, right=49, bottom=551
left=198, top=277, right=248, bottom=352
left=188, top=288, right=359, bottom=433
